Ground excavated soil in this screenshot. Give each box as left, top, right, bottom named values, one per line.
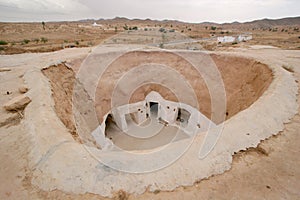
left=42, top=52, right=272, bottom=142
left=42, top=63, right=79, bottom=142
left=95, top=52, right=273, bottom=123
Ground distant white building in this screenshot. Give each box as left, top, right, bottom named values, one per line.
left=92, top=22, right=102, bottom=27
left=217, top=34, right=252, bottom=43
left=217, top=36, right=236, bottom=43
left=237, top=34, right=253, bottom=42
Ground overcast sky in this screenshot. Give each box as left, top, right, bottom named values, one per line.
left=0, top=0, right=299, bottom=23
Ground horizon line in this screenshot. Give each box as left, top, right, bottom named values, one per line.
left=0, top=15, right=299, bottom=24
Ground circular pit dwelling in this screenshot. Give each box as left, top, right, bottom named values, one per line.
left=25, top=45, right=297, bottom=197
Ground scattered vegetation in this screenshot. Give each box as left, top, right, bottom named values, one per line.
left=23, top=39, right=30, bottom=44
left=123, top=24, right=129, bottom=30
left=211, top=26, right=217, bottom=30
left=1, top=18, right=299, bottom=54
left=0, top=40, right=8, bottom=45
left=123, top=24, right=138, bottom=31
left=113, top=190, right=128, bottom=200
left=153, top=189, right=161, bottom=194
left=129, top=26, right=138, bottom=30
left=33, top=38, right=40, bottom=43
left=159, top=28, right=168, bottom=33
left=40, top=37, right=48, bottom=43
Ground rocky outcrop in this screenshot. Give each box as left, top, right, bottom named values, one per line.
left=19, top=85, right=29, bottom=93
left=0, top=68, right=11, bottom=72
left=3, top=95, right=31, bottom=111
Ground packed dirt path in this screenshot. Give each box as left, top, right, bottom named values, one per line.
left=0, top=47, right=299, bottom=199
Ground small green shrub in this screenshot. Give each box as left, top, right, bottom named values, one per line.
left=153, top=189, right=161, bottom=194
left=159, top=28, right=165, bottom=33
left=40, top=37, right=48, bottom=43
left=123, top=24, right=128, bottom=30
left=33, top=38, right=40, bottom=43
left=23, top=39, right=30, bottom=44
left=211, top=26, right=217, bottom=31
left=0, top=40, right=8, bottom=45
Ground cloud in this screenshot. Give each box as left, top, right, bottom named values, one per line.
left=0, top=0, right=299, bottom=22
left=0, top=0, right=91, bottom=21
left=82, top=0, right=300, bottom=23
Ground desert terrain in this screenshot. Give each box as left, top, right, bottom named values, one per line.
left=0, top=16, right=300, bottom=200
left=0, top=17, right=300, bottom=54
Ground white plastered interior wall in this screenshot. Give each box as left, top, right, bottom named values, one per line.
left=92, top=91, right=214, bottom=149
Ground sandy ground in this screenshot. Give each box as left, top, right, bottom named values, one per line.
left=1, top=19, right=299, bottom=55
left=0, top=47, right=299, bottom=199
left=0, top=22, right=116, bottom=54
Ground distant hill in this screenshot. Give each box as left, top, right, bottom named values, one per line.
left=76, top=16, right=300, bottom=28
left=243, top=17, right=300, bottom=28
